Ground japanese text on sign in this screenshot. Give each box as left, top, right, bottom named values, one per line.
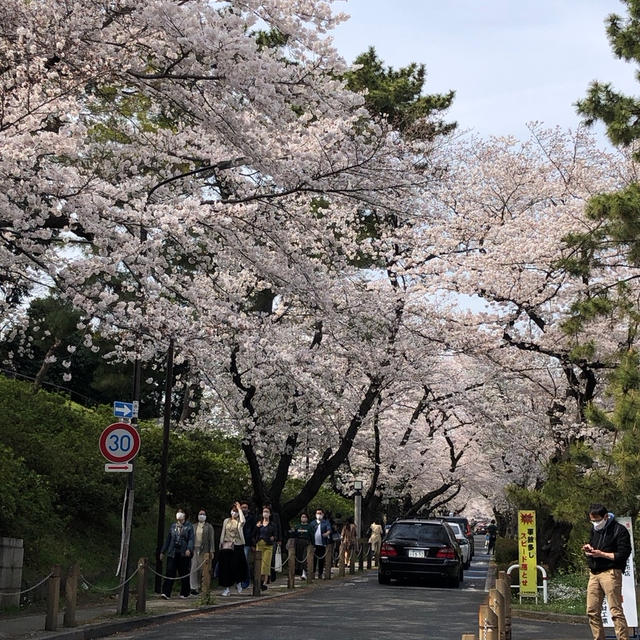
left=518, top=510, right=537, bottom=595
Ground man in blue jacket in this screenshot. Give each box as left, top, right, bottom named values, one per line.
left=160, top=509, right=195, bottom=599
left=310, top=508, right=332, bottom=579
left=582, top=503, right=632, bottom=640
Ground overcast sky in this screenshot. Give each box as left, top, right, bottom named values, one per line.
left=331, top=0, right=639, bottom=143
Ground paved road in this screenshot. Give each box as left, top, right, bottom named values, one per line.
left=107, top=545, right=587, bottom=640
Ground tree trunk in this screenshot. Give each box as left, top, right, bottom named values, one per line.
left=32, top=338, right=60, bottom=392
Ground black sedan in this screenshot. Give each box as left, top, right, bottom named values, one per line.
left=378, top=518, right=464, bottom=587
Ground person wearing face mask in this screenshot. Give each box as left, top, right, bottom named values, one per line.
left=253, top=506, right=278, bottom=590
left=310, top=508, right=332, bottom=579
left=294, top=513, right=313, bottom=579
left=160, top=509, right=194, bottom=599
left=218, top=501, right=248, bottom=596
left=189, top=509, right=215, bottom=595
left=582, top=503, right=632, bottom=640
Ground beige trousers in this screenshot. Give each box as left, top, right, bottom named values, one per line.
left=586, top=569, right=629, bottom=640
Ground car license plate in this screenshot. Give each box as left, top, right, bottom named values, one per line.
left=408, top=549, right=425, bottom=558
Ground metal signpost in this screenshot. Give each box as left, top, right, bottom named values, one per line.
left=99, top=388, right=141, bottom=615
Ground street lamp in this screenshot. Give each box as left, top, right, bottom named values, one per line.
left=382, top=497, right=390, bottom=526
left=353, top=480, right=363, bottom=539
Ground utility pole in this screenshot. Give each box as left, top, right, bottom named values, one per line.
left=117, top=359, right=141, bottom=615
left=155, top=338, right=174, bottom=592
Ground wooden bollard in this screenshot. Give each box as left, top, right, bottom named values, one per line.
left=45, top=565, right=61, bottom=631
left=201, top=552, right=212, bottom=598
left=306, top=544, right=314, bottom=583
left=478, top=603, right=498, bottom=640
left=324, top=542, right=333, bottom=580
left=338, top=547, right=345, bottom=577
left=135, top=558, right=147, bottom=613
left=252, top=550, right=262, bottom=596
left=366, top=543, right=372, bottom=569
left=489, top=588, right=505, bottom=640
left=461, top=635, right=477, bottom=640
left=63, top=564, right=79, bottom=627
left=287, top=539, right=295, bottom=589
left=497, top=572, right=512, bottom=640
left=349, top=546, right=356, bottom=575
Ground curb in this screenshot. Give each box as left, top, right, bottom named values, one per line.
left=511, top=608, right=587, bottom=625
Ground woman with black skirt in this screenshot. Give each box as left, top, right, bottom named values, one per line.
left=218, top=501, right=248, bottom=596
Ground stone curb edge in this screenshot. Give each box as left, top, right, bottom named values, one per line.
left=511, top=609, right=587, bottom=625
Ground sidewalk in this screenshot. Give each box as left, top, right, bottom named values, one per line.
left=0, top=570, right=323, bottom=640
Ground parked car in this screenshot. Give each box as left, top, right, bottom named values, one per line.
left=446, top=521, right=471, bottom=569
left=474, top=522, right=487, bottom=535
left=378, top=518, right=464, bottom=587
left=443, top=516, right=475, bottom=557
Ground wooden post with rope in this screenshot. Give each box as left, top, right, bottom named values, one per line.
left=63, top=564, right=79, bottom=627
left=252, top=550, right=262, bottom=596
left=287, top=539, right=296, bottom=588
left=45, top=565, right=61, bottom=631
left=324, top=542, right=333, bottom=580
left=306, top=544, right=315, bottom=583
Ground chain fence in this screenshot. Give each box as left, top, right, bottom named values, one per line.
left=0, top=572, right=53, bottom=597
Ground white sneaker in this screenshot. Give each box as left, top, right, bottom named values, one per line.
left=301, top=571, right=307, bottom=580
left=221, top=588, right=230, bottom=596
left=236, top=583, right=242, bottom=593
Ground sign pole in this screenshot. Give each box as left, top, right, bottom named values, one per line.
left=117, top=359, right=141, bottom=615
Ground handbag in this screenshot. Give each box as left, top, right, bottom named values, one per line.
left=274, top=544, right=282, bottom=572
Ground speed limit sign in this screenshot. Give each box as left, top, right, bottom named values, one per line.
left=99, top=423, right=140, bottom=471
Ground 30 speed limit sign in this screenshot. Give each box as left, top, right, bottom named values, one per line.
left=99, top=422, right=140, bottom=472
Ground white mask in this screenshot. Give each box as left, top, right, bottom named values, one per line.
left=316, top=514, right=322, bottom=521
left=262, top=511, right=270, bottom=519
left=231, top=510, right=238, bottom=517
left=593, top=518, right=607, bottom=531
left=198, top=514, right=206, bottom=522
left=176, top=512, right=184, bottom=522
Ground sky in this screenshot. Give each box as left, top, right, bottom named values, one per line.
left=331, top=0, right=640, bottom=142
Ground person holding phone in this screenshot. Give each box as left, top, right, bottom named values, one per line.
left=582, top=503, right=631, bottom=640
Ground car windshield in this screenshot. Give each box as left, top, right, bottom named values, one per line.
left=387, top=523, right=447, bottom=544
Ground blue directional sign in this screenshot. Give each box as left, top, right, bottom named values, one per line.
left=113, top=401, right=134, bottom=418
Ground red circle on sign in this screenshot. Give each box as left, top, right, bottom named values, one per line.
left=99, top=423, right=141, bottom=463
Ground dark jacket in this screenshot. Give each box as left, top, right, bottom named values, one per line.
left=254, top=520, right=278, bottom=545
left=242, top=511, right=256, bottom=545
left=309, top=518, right=332, bottom=546
left=294, top=522, right=314, bottom=543
left=161, top=521, right=195, bottom=558
left=587, top=516, right=631, bottom=574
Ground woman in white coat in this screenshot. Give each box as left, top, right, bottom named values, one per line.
left=218, top=501, right=248, bottom=596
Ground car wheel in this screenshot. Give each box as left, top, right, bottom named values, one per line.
left=378, top=573, right=391, bottom=585
left=449, top=568, right=462, bottom=588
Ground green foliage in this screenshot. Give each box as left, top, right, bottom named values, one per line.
left=495, top=536, right=518, bottom=566
left=0, top=295, right=198, bottom=419
left=344, top=47, right=456, bottom=139
left=0, top=375, right=249, bottom=580
left=141, top=426, right=250, bottom=523
left=506, top=443, right=618, bottom=572
left=281, top=478, right=352, bottom=526
left=514, top=570, right=588, bottom=615
left=577, top=0, right=640, bottom=153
